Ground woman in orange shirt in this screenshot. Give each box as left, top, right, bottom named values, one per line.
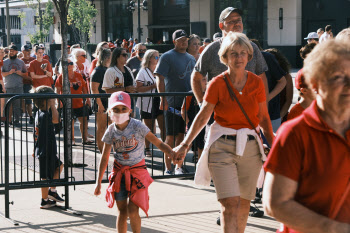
left=55, top=59, right=92, bottom=145
left=174, top=32, right=274, bottom=233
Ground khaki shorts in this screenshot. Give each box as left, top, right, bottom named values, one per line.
left=208, top=136, right=262, bottom=200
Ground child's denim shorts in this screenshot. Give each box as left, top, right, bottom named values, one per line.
left=114, top=176, right=129, bottom=201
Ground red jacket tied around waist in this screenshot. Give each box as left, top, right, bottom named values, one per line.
left=105, top=159, right=153, bottom=216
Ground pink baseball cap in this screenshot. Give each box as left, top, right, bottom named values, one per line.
left=108, top=91, right=131, bottom=110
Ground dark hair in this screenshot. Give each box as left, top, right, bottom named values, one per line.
left=110, top=47, right=126, bottom=67
left=32, top=86, right=55, bottom=109
left=264, top=48, right=291, bottom=73
left=250, top=39, right=262, bottom=51
left=299, top=43, right=317, bottom=59
left=34, top=45, right=44, bottom=53
left=325, top=25, right=332, bottom=32
left=97, top=48, right=112, bottom=67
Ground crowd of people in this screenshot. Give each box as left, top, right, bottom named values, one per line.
left=0, top=6, right=349, bottom=233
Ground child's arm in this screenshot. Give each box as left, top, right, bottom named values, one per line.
left=49, top=99, right=59, bottom=124
left=94, top=143, right=112, bottom=196
left=145, top=132, right=175, bottom=161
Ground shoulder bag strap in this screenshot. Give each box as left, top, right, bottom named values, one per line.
left=223, top=72, right=260, bottom=136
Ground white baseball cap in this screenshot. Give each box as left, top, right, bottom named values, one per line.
left=304, top=32, right=318, bottom=40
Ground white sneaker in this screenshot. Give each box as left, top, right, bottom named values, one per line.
left=175, top=168, right=184, bottom=175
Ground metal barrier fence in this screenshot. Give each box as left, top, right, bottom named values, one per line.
left=0, top=92, right=201, bottom=221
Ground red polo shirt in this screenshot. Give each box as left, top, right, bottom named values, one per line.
left=264, top=101, right=350, bottom=232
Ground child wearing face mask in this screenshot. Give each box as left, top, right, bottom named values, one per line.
left=94, top=91, right=174, bottom=232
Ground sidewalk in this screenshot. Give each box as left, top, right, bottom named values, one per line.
left=0, top=177, right=279, bottom=232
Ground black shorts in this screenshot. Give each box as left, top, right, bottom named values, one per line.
left=73, top=105, right=89, bottom=118
left=165, top=108, right=185, bottom=136
left=39, top=155, right=63, bottom=180
left=140, top=97, right=163, bottom=119
left=0, top=83, right=3, bottom=93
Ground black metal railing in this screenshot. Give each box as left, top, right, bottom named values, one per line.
left=0, top=92, right=202, bottom=219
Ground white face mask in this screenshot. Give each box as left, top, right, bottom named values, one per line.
left=110, top=112, right=130, bottom=124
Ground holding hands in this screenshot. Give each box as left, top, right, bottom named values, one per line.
left=173, top=143, right=188, bottom=165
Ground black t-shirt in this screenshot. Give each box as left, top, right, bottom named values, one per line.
left=262, top=51, right=286, bottom=120
left=34, top=110, right=57, bottom=159
left=122, top=67, right=134, bottom=89
left=91, top=66, right=108, bottom=108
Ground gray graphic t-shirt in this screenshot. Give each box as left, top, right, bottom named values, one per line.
left=154, top=49, right=196, bottom=108
left=195, top=38, right=268, bottom=81
left=102, top=118, right=150, bottom=166
left=2, top=58, right=27, bottom=88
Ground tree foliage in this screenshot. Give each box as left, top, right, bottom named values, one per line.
left=68, top=0, right=97, bottom=48
left=18, top=0, right=54, bottom=44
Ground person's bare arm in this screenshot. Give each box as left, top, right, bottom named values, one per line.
left=268, top=76, right=286, bottom=102
left=259, top=72, right=269, bottom=107
left=104, top=87, right=128, bottom=93
left=258, top=101, right=274, bottom=145
left=94, top=143, right=112, bottom=195
left=49, top=99, right=59, bottom=124
left=191, top=71, right=205, bottom=104
left=263, top=172, right=350, bottom=233
left=280, top=73, right=293, bottom=118
left=15, top=70, right=29, bottom=79
left=145, top=132, right=174, bottom=160
left=173, top=101, right=215, bottom=163
left=155, top=73, right=168, bottom=110
left=2, top=69, right=15, bottom=77
left=91, top=82, right=105, bottom=113
left=180, top=99, right=189, bottom=125
left=136, top=81, right=156, bottom=93
left=30, top=71, right=47, bottom=79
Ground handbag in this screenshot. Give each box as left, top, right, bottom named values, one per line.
left=222, top=72, right=270, bottom=155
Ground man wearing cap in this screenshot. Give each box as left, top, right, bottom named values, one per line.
left=304, top=32, right=319, bottom=44
left=212, top=32, right=222, bottom=41
left=2, top=45, right=28, bottom=126
left=126, top=43, right=146, bottom=77
left=192, top=7, right=269, bottom=107
left=199, top=38, right=211, bottom=54
left=21, top=45, right=35, bottom=124
left=28, top=45, right=53, bottom=89
left=155, top=29, right=196, bottom=175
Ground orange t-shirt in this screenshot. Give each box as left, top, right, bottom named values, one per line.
left=28, top=59, right=53, bottom=88
left=89, top=58, right=98, bottom=75
left=55, top=72, right=87, bottom=109
left=21, top=57, right=35, bottom=84
left=287, top=102, right=305, bottom=121
left=199, top=45, right=206, bottom=54
left=204, top=71, right=266, bottom=129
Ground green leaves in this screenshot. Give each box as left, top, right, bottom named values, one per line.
left=68, top=0, right=97, bottom=48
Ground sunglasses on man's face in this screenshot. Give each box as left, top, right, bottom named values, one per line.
left=138, top=49, right=146, bottom=53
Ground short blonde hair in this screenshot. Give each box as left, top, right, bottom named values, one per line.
left=218, top=32, right=253, bottom=66
left=72, top=48, right=86, bottom=61
left=303, top=40, right=350, bottom=88
left=335, top=28, right=350, bottom=42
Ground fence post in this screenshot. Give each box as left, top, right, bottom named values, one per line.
left=4, top=97, right=11, bottom=218
left=63, top=101, right=71, bottom=210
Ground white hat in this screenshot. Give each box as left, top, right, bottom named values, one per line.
left=304, top=32, right=318, bottom=40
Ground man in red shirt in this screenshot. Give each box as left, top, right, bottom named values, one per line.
left=28, top=45, right=53, bottom=89
left=21, top=45, right=35, bottom=124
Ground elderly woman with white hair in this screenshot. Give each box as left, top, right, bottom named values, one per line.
left=135, top=49, right=164, bottom=156
left=263, top=40, right=350, bottom=233
left=55, top=58, right=92, bottom=145
left=72, top=48, right=91, bottom=92
left=174, top=32, right=274, bottom=233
